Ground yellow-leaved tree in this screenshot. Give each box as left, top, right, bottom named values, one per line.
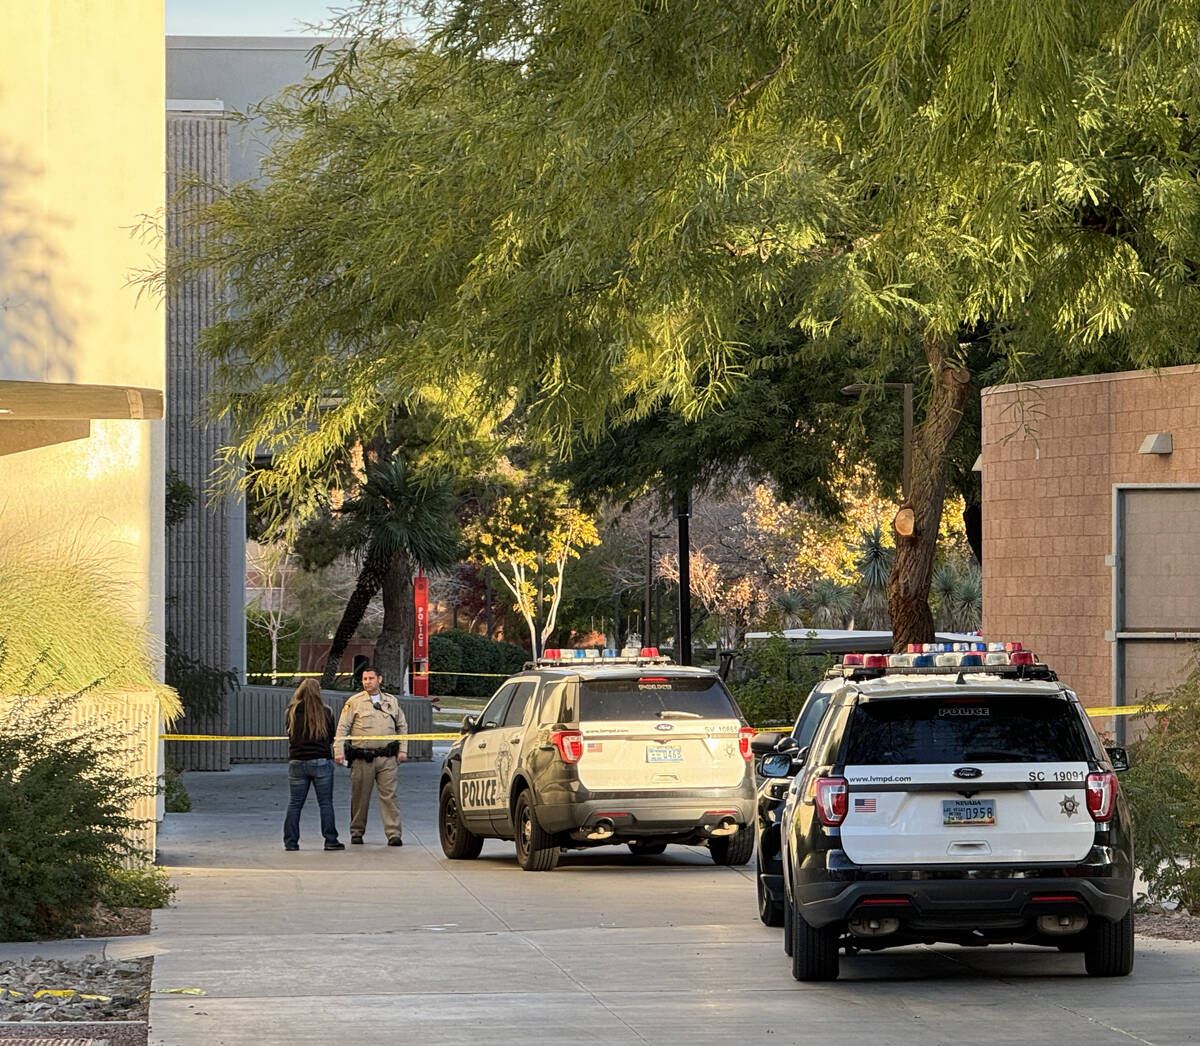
left=466, top=468, right=599, bottom=657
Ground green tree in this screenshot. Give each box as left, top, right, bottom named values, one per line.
left=175, top=0, right=1200, bottom=650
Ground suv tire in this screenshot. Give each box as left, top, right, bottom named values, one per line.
left=757, top=854, right=784, bottom=927
left=791, top=902, right=839, bottom=981
left=709, top=827, right=754, bottom=866
left=1083, top=910, right=1135, bottom=977
left=783, top=892, right=794, bottom=956
left=628, top=841, right=668, bottom=856
left=514, top=790, right=559, bottom=871
left=439, top=783, right=484, bottom=860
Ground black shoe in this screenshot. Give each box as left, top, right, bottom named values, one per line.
left=284, top=845, right=299, bottom=851
left=387, top=837, right=403, bottom=847
left=324, top=842, right=346, bottom=851
left=351, top=836, right=363, bottom=844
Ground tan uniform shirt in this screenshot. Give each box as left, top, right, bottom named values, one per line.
left=335, top=691, right=408, bottom=759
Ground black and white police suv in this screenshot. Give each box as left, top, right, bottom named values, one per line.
left=770, top=642, right=1134, bottom=981
left=437, top=648, right=758, bottom=871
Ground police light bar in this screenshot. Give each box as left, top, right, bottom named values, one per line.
left=836, top=641, right=1052, bottom=679
left=531, top=647, right=674, bottom=667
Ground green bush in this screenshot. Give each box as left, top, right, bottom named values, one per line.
left=1123, top=661, right=1200, bottom=913
left=431, top=630, right=528, bottom=697
left=428, top=632, right=463, bottom=695
left=729, top=635, right=833, bottom=730
left=100, top=865, right=176, bottom=910
left=163, top=759, right=191, bottom=813
left=0, top=694, right=155, bottom=941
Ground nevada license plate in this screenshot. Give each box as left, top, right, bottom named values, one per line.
left=646, top=745, right=683, bottom=763
left=943, top=799, right=995, bottom=826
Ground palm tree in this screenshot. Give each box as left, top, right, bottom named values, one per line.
left=320, top=459, right=460, bottom=689
left=774, top=590, right=807, bottom=630
left=931, top=559, right=983, bottom=632
left=804, top=578, right=856, bottom=629
left=855, top=524, right=893, bottom=631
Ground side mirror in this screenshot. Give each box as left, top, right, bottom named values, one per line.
left=750, top=731, right=783, bottom=756
left=461, top=714, right=479, bottom=733
left=1106, top=745, right=1130, bottom=772
left=761, top=753, right=796, bottom=778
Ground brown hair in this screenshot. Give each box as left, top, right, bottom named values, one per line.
left=287, top=679, right=328, bottom=741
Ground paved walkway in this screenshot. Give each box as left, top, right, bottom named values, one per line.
left=144, top=759, right=1200, bottom=1046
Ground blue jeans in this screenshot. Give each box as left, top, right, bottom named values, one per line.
left=283, top=759, right=340, bottom=848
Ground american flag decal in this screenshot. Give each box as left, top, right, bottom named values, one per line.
left=854, top=797, right=877, bottom=812
left=586, top=742, right=603, bottom=753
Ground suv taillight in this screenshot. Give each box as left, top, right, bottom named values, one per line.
left=814, top=776, right=848, bottom=826
left=550, top=729, right=584, bottom=764
left=738, top=726, right=755, bottom=761
left=1086, top=771, right=1117, bottom=822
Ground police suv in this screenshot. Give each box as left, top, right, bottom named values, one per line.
left=438, top=649, right=758, bottom=871
left=766, top=643, right=1134, bottom=980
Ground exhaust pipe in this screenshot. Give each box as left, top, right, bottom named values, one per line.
left=1037, top=913, right=1088, bottom=936
left=849, top=916, right=900, bottom=937
left=584, top=818, right=615, bottom=841
left=708, top=817, right=738, bottom=837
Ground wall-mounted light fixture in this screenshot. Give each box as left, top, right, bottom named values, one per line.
left=1138, top=432, right=1173, bottom=455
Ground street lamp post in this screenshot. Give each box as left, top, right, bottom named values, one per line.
left=645, top=529, right=669, bottom=649
left=841, top=382, right=914, bottom=500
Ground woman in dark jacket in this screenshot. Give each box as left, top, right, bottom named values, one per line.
left=283, top=679, right=344, bottom=851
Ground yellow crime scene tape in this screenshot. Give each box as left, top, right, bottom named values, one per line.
left=165, top=704, right=1168, bottom=743
left=245, top=670, right=507, bottom=679
left=163, top=732, right=464, bottom=741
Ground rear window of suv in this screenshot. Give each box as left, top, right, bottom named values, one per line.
left=579, top=677, right=739, bottom=722
left=842, top=695, right=1089, bottom=765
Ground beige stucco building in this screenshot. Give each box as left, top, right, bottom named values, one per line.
left=981, top=365, right=1200, bottom=741
left=0, top=1, right=166, bottom=637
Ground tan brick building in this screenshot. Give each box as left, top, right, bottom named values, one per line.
left=981, top=365, right=1200, bottom=740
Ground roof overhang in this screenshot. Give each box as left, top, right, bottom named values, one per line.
left=0, top=380, right=164, bottom=421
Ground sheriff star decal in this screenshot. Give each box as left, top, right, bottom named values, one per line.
left=1059, top=794, right=1081, bottom=819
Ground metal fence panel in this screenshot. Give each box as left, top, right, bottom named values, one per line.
left=233, top=687, right=434, bottom=762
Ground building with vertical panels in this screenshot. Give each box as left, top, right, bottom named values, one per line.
left=165, top=103, right=233, bottom=771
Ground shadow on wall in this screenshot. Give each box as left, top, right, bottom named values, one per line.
left=0, top=142, right=78, bottom=386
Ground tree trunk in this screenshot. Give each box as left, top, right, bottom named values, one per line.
left=887, top=334, right=972, bottom=651
left=321, top=545, right=390, bottom=688
left=373, top=552, right=415, bottom=694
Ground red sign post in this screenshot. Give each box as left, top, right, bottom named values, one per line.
left=412, top=572, right=429, bottom=698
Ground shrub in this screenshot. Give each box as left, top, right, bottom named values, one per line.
left=428, top=632, right=463, bottom=695
left=432, top=630, right=528, bottom=697
left=99, top=865, right=176, bottom=910
left=1123, top=660, right=1200, bottom=912
left=0, top=694, right=155, bottom=941
left=729, top=635, right=833, bottom=730
left=163, top=759, right=191, bottom=813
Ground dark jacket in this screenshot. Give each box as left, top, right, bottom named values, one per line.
left=287, top=705, right=336, bottom=761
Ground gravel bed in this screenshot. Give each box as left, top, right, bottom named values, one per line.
left=0, top=1020, right=146, bottom=1046
left=0, top=958, right=150, bottom=1022
left=1136, top=911, right=1200, bottom=941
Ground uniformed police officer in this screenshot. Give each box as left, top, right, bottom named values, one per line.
left=334, top=665, right=407, bottom=845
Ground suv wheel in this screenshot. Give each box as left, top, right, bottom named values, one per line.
left=628, top=841, right=668, bottom=856
left=783, top=892, right=794, bottom=956
left=791, top=903, right=839, bottom=981
left=709, top=827, right=754, bottom=866
left=514, top=790, right=559, bottom=871
left=439, top=783, right=484, bottom=860
left=757, top=855, right=784, bottom=927
left=1083, top=910, right=1135, bottom=977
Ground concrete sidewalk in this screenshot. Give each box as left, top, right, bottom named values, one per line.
left=148, top=760, right=1200, bottom=1046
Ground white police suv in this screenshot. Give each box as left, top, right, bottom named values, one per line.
left=438, top=649, right=758, bottom=870
left=768, top=643, right=1134, bottom=980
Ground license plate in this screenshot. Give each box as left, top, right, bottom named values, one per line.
left=943, top=799, right=995, bottom=826
left=646, top=745, right=682, bottom=763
